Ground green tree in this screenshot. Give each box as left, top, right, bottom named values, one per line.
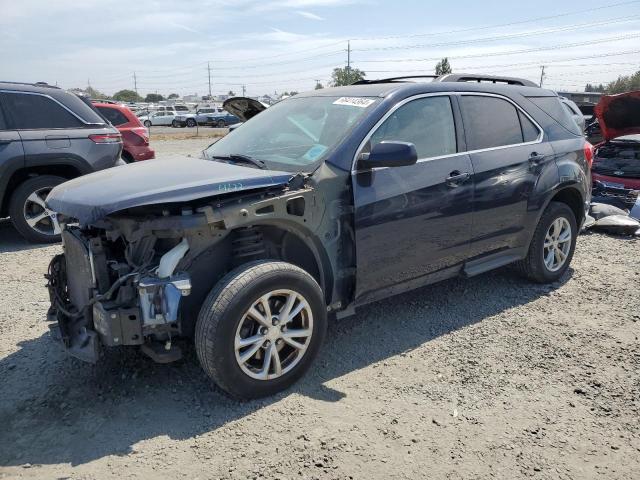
left=167, top=93, right=180, bottom=99
left=435, top=57, right=452, bottom=75
left=145, top=93, right=164, bottom=103
left=314, top=82, right=324, bottom=90
left=331, top=67, right=365, bottom=86
left=604, top=70, right=640, bottom=94
left=228, top=90, right=236, bottom=96
left=85, top=86, right=109, bottom=99
left=113, top=89, right=141, bottom=102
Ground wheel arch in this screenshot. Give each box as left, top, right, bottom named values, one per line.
left=0, top=164, right=82, bottom=217
left=180, top=221, right=333, bottom=338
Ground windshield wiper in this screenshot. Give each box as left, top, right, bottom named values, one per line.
left=209, top=154, right=266, bottom=169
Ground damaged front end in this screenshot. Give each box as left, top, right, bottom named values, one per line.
left=46, top=227, right=192, bottom=363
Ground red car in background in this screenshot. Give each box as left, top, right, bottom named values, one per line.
left=92, top=101, right=155, bottom=162
left=592, top=91, right=640, bottom=189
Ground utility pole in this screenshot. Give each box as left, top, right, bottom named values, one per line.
left=347, top=40, right=351, bottom=72
left=539, top=65, right=545, bottom=87
left=133, top=72, right=138, bottom=97
left=207, top=62, right=212, bottom=98
left=241, top=85, right=246, bottom=96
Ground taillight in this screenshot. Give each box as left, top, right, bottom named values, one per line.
left=131, top=127, right=149, bottom=145
left=583, top=141, right=594, bottom=169
left=89, top=133, right=122, bottom=144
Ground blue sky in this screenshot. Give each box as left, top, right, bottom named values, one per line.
left=1, top=0, right=639, bottom=97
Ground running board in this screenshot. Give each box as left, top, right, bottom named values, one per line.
left=463, top=249, right=525, bottom=278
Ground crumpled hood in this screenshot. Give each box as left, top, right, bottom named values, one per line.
left=595, top=90, right=640, bottom=141
left=46, top=155, right=292, bottom=224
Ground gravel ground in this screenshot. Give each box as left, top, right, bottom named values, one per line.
left=1, top=138, right=639, bottom=479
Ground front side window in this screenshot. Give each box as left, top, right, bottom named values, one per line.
left=1, top=92, right=83, bottom=129
left=369, top=96, right=457, bottom=159
left=204, top=95, right=378, bottom=172
left=459, top=95, right=526, bottom=150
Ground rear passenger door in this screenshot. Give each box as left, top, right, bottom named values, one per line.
left=458, top=94, right=555, bottom=259
left=352, top=94, right=474, bottom=303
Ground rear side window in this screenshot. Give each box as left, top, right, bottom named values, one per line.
left=97, top=106, right=129, bottom=126
left=527, top=96, right=582, bottom=136
left=519, top=111, right=540, bottom=142
left=1, top=92, right=82, bottom=129
left=459, top=95, right=525, bottom=150
left=370, top=96, right=457, bottom=159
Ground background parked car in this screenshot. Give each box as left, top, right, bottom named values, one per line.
left=93, top=101, right=155, bottom=162
left=0, top=81, right=122, bottom=243
left=201, top=112, right=241, bottom=127
left=171, top=113, right=198, bottom=128
left=139, top=111, right=179, bottom=127
left=591, top=91, right=640, bottom=201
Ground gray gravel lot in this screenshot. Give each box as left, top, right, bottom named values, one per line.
left=0, top=138, right=639, bottom=479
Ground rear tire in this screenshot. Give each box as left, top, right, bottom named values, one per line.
left=186, top=118, right=196, bottom=128
left=171, top=120, right=180, bottom=128
left=216, top=120, right=226, bottom=128
left=195, top=260, right=327, bottom=399
left=9, top=175, right=66, bottom=244
left=143, top=120, right=151, bottom=127
left=516, top=201, right=577, bottom=283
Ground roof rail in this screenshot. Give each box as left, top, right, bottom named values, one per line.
left=435, top=73, right=538, bottom=87
left=351, top=75, right=439, bottom=85
left=90, top=99, right=119, bottom=104
left=0, top=80, right=60, bottom=89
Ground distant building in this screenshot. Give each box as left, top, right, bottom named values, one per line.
left=183, top=94, right=200, bottom=102
left=556, top=91, right=603, bottom=107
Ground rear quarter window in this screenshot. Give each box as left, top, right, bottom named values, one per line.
left=526, top=96, right=582, bottom=136
left=97, top=106, right=129, bottom=126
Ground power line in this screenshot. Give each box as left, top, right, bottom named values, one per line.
left=355, top=34, right=640, bottom=63
left=352, top=15, right=640, bottom=52
left=351, top=0, right=640, bottom=41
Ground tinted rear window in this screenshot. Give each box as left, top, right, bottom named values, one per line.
left=459, top=95, right=524, bottom=150
left=1, top=92, right=83, bottom=129
left=527, top=96, right=582, bottom=136
left=97, top=106, right=129, bottom=126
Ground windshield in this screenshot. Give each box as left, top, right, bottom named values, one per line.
left=204, top=95, right=378, bottom=172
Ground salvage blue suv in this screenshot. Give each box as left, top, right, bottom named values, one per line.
left=45, top=74, right=591, bottom=399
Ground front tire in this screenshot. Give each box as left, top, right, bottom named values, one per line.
left=9, top=175, right=66, bottom=243
left=143, top=120, right=152, bottom=127
left=517, top=201, right=577, bottom=283
left=186, top=118, right=196, bottom=128
left=216, top=120, right=226, bottom=128
left=195, top=260, right=327, bottom=399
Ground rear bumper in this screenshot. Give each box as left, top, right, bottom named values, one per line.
left=126, top=145, right=155, bottom=161
left=592, top=172, right=640, bottom=190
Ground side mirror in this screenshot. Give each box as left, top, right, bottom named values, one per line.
left=358, top=141, right=418, bottom=169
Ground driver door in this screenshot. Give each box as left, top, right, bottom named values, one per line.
left=352, top=95, right=474, bottom=304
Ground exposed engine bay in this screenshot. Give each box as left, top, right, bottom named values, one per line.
left=45, top=165, right=356, bottom=364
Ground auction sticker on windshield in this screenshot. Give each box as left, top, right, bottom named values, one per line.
left=333, top=97, right=375, bottom=108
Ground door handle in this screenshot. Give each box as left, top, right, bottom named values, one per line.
left=446, top=171, right=471, bottom=187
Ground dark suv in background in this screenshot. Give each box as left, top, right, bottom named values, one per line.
left=0, top=82, right=122, bottom=243
left=46, top=74, right=591, bottom=399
